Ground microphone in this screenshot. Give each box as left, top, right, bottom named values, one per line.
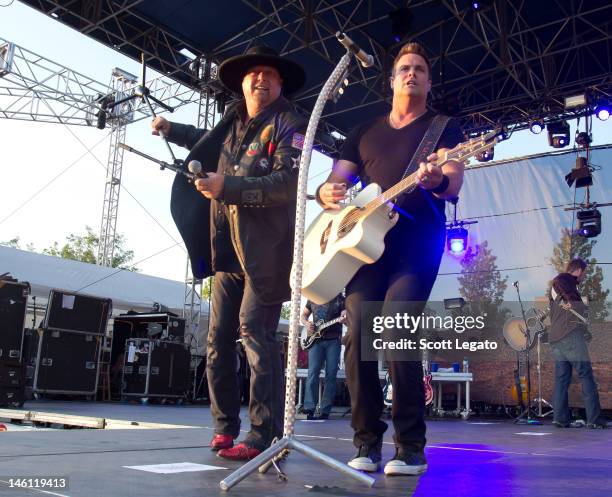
left=513, top=281, right=519, bottom=288
left=187, top=160, right=207, bottom=179
left=336, top=32, right=374, bottom=68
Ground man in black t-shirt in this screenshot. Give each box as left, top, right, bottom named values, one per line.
left=316, top=42, right=464, bottom=476
left=299, top=294, right=346, bottom=420
left=548, top=258, right=607, bottom=429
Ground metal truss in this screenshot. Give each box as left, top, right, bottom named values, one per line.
left=0, top=36, right=204, bottom=269
left=97, top=68, right=135, bottom=267
left=20, top=0, right=612, bottom=136
left=183, top=267, right=204, bottom=343
left=0, top=37, right=199, bottom=126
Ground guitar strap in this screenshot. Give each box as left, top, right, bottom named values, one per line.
left=400, top=114, right=452, bottom=182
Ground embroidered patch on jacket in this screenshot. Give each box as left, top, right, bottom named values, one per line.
left=242, top=189, right=263, bottom=204
left=246, top=142, right=262, bottom=156
left=268, top=141, right=277, bottom=155
left=260, top=124, right=274, bottom=144
left=256, top=158, right=269, bottom=171
left=291, top=132, right=305, bottom=150
left=291, top=155, right=300, bottom=170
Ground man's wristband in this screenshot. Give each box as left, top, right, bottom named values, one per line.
left=430, top=174, right=449, bottom=194
left=315, top=183, right=326, bottom=207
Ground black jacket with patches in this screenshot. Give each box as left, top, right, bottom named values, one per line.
left=167, top=97, right=307, bottom=305
left=549, top=272, right=588, bottom=343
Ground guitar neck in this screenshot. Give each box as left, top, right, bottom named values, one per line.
left=360, top=134, right=497, bottom=214
left=317, top=316, right=343, bottom=332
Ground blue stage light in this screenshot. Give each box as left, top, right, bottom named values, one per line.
left=447, top=227, right=468, bottom=254
left=594, top=103, right=610, bottom=121
left=529, top=119, right=544, bottom=134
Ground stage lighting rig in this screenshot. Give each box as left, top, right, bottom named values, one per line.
left=547, top=121, right=570, bottom=148
left=594, top=101, right=610, bottom=121
left=565, top=157, right=593, bottom=189
left=576, top=209, right=601, bottom=238
left=575, top=131, right=592, bottom=147
left=470, top=0, right=493, bottom=12
left=475, top=148, right=494, bottom=162
left=444, top=297, right=466, bottom=310
left=529, top=119, right=544, bottom=134
left=446, top=197, right=477, bottom=255
left=565, top=199, right=611, bottom=240
left=447, top=226, right=469, bottom=253
left=564, top=93, right=587, bottom=109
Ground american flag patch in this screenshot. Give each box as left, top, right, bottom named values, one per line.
left=291, top=132, right=305, bottom=150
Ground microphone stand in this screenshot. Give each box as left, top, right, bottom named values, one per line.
left=111, top=53, right=179, bottom=164
left=513, top=282, right=540, bottom=425
left=219, top=39, right=375, bottom=491
left=117, top=143, right=196, bottom=182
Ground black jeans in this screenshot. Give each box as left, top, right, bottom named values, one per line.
left=344, top=231, right=444, bottom=452
left=550, top=329, right=603, bottom=425
left=206, top=272, right=283, bottom=450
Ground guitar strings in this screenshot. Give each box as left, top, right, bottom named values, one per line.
left=331, top=140, right=487, bottom=237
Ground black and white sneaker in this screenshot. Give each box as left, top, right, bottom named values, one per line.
left=384, top=448, right=428, bottom=476
left=347, top=442, right=382, bottom=472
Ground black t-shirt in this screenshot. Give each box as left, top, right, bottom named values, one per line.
left=340, top=110, right=463, bottom=256
left=305, top=294, right=345, bottom=340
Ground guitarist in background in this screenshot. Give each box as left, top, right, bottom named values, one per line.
left=299, top=294, right=346, bottom=420
left=549, top=258, right=608, bottom=429
left=316, top=42, right=464, bottom=476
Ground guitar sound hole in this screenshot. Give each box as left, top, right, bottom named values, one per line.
left=337, top=215, right=357, bottom=239
left=320, top=221, right=332, bottom=254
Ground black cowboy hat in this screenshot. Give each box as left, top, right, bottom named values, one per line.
left=218, top=45, right=306, bottom=96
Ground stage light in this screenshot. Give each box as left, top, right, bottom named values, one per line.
left=575, top=131, right=592, bottom=147
left=470, top=0, right=492, bottom=11
left=476, top=148, right=494, bottom=162
left=576, top=209, right=601, bottom=238
left=564, top=93, right=587, bottom=109
left=594, top=103, right=610, bottom=121
left=388, top=7, right=413, bottom=43
left=565, top=157, right=592, bottom=188
left=547, top=120, right=570, bottom=148
left=444, top=297, right=466, bottom=310
left=529, top=119, right=544, bottom=134
left=179, top=47, right=197, bottom=61
left=447, top=226, right=468, bottom=254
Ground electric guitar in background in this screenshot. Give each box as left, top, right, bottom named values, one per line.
left=511, top=350, right=529, bottom=407
left=302, top=130, right=501, bottom=304
left=383, top=369, right=434, bottom=407
left=301, top=316, right=344, bottom=350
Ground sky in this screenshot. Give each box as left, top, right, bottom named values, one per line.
left=1, top=2, right=610, bottom=304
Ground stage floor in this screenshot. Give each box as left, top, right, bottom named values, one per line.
left=1, top=401, right=610, bottom=497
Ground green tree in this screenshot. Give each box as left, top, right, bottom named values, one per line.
left=200, top=277, right=214, bottom=301
left=457, top=240, right=509, bottom=327
left=0, top=237, right=21, bottom=249
left=550, top=228, right=610, bottom=321
left=43, top=226, right=138, bottom=271
left=0, top=237, right=35, bottom=251
left=280, top=302, right=292, bottom=320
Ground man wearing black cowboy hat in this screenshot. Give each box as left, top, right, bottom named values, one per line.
left=151, top=46, right=307, bottom=460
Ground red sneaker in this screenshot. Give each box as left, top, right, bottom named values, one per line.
left=217, top=443, right=262, bottom=461
left=210, top=434, right=234, bottom=451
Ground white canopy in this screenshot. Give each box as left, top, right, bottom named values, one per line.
left=0, top=245, right=193, bottom=315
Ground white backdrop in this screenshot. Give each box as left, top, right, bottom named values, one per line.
left=431, top=145, right=612, bottom=302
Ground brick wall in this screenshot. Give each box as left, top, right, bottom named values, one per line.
left=465, top=322, right=612, bottom=409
